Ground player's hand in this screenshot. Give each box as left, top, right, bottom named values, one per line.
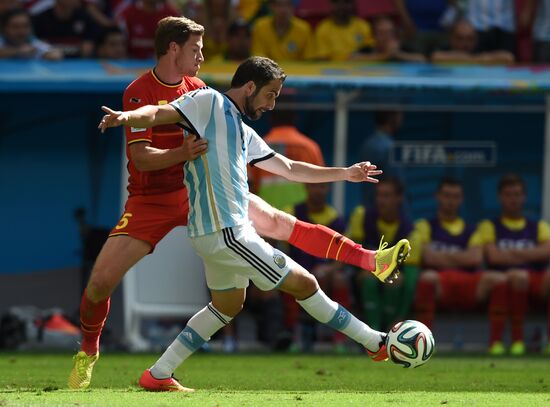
left=181, top=133, right=208, bottom=161
left=98, top=106, right=129, bottom=133
left=346, top=161, right=383, bottom=183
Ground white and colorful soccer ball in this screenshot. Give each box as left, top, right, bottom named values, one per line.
left=386, top=320, right=435, bottom=368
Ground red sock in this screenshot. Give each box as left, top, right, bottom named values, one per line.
left=414, top=280, right=436, bottom=330
left=488, top=282, right=508, bottom=345
left=288, top=220, right=375, bottom=270
left=509, top=286, right=528, bottom=343
left=80, top=289, right=110, bottom=355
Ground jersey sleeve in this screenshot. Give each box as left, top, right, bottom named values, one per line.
left=246, top=125, right=275, bottom=165
left=169, top=88, right=213, bottom=137
left=476, top=220, right=496, bottom=245
left=538, top=220, right=550, bottom=242
left=467, top=227, right=484, bottom=247
left=123, top=82, right=153, bottom=145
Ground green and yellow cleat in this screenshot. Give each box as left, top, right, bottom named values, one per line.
left=373, top=238, right=411, bottom=283
left=68, top=351, right=99, bottom=390
left=510, top=341, right=526, bottom=356
left=488, top=341, right=506, bottom=356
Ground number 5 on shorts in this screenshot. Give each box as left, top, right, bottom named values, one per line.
left=115, top=213, right=133, bottom=230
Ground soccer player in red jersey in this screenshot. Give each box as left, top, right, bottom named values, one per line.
left=69, top=16, right=409, bottom=390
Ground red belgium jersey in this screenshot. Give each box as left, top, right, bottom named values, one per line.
left=123, top=70, right=205, bottom=196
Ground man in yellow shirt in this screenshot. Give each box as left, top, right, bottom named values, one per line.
left=314, top=0, right=374, bottom=61
left=251, top=0, right=315, bottom=61
left=478, top=174, right=550, bottom=355
left=347, top=177, right=419, bottom=330
left=413, top=177, right=507, bottom=353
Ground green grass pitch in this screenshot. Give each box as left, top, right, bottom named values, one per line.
left=1, top=352, right=550, bottom=406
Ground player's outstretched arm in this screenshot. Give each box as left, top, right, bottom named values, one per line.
left=98, top=104, right=181, bottom=133
left=255, top=153, right=382, bottom=183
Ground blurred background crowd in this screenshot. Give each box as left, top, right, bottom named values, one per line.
left=1, top=0, right=550, bottom=63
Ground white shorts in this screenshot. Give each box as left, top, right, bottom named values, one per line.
left=190, top=223, right=294, bottom=291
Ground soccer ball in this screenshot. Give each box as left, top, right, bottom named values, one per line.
left=386, top=320, right=435, bottom=368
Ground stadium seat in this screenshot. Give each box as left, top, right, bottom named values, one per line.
left=295, top=0, right=331, bottom=28
left=357, top=0, right=397, bottom=20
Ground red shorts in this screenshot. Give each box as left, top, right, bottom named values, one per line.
left=109, top=188, right=189, bottom=250
left=438, top=269, right=482, bottom=311
left=528, top=271, right=546, bottom=299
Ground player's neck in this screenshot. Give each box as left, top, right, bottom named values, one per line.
left=153, top=61, right=184, bottom=85
left=224, top=89, right=244, bottom=113
left=437, top=211, right=458, bottom=223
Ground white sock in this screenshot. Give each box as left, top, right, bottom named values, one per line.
left=297, top=289, right=384, bottom=351
left=150, top=303, right=232, bottom=379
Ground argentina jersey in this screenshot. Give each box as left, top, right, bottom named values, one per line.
left=170, top=87, right=275, bottom=237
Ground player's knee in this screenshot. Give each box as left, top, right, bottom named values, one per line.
left=273, top=210, right=294, bottom=240
left=508, top=269, right=529, bottom=289
left=420, top=270, right=439, bottom=284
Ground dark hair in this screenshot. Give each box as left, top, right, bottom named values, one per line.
left=437, top=176, right=463, bottom=192
left=377, top=176, right=404, bottom=196
left=228, top=19, right=251, bottom=37
left=231, top=56, right=286, bottom=90
left=1, top=8, right=29, bottom=33
left=498, top=173, right=526, bottom=193
left=373, top=110, right=401, bottom=127
left=155, top=16, right=204, bottom=59
left=95, top=26, right=124, bottom=48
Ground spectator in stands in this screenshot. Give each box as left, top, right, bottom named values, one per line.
left=313, top=0, right=374, bottom=61
left=392, top=0, right=455, bottom=56
left=360, top=110, right=404, bottom=205
left=478, top=174, right=550, bottom=355
left=116, top=0, right=179, bottom=59
left=197, top=0, right=238, bottom=60
left=0, top=0, right=21, bottom=18
left=431, top=19, right=515, bottom=64
left=521, top=0, right=550, bottom=62
left=357, top=16, right=426, bottom=62
left=413, top=177, right=508, bottom=352
left=95, top=26, right=126, bottom=59
left=251, top=0, right=315, bottom=61
left=347, top=177, right=420, bottom=331
left=250, top=109, right=325, bottom=210
left=85, top=0, right=117, bottom=29
left=465, top=0, right=516, bottom=55
left=32, top=0, right=98, bottom=58
left=282, top=183, right=351, bottom=353
left=0, top=8, right=62, bottom=59
left=221, top=18, right=251, bottom=61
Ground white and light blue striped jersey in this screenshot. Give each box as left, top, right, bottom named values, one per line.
left=534, top=0, right=550, bottom=42
left=170, top=87, right=275, bottom=237
left=466, top=0, right=515, bottom=32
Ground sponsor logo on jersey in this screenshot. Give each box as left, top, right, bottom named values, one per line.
left=130, top=97, right=141, bottom=103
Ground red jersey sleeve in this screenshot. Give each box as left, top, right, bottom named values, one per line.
left=123, top=75, right=155, bottom=145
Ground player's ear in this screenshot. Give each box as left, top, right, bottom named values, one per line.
left=245, top=81, right=256, bottom=96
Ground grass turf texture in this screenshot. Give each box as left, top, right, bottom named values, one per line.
left=1, top=353, right=549, bottom=406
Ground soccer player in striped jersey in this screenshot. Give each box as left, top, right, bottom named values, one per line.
left=98, top=56, right=411, bottom=391
left=69, top=17, right=411, bottom=391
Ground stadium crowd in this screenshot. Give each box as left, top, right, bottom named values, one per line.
left=0, top=0, right=550, bottom=63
